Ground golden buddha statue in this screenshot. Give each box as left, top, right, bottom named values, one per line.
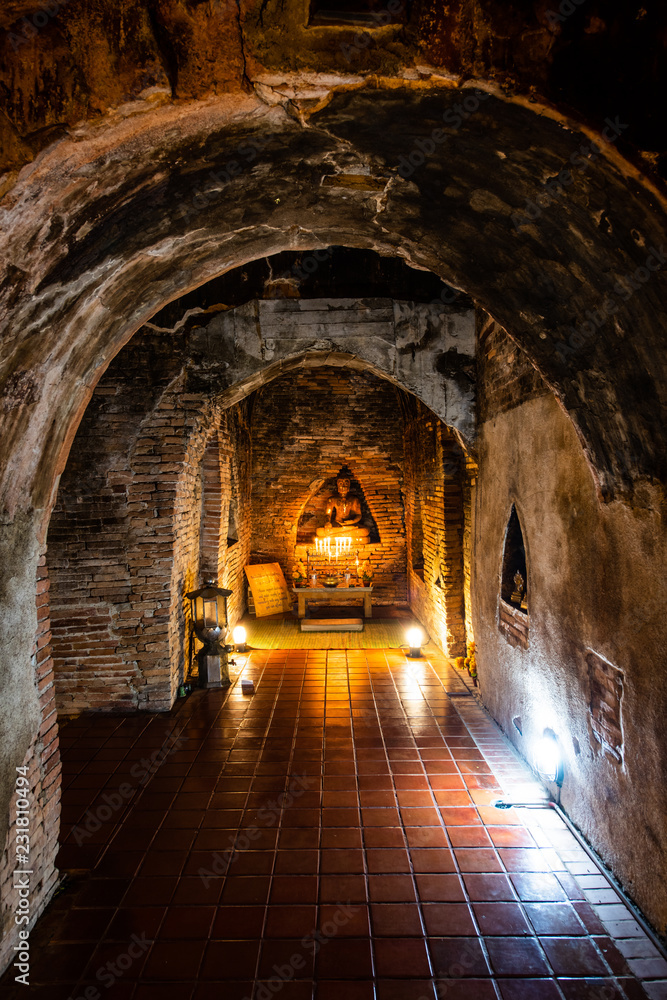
left=316, top=477, right=370, bottom=543
left=511, top=570, right=525, bottom=605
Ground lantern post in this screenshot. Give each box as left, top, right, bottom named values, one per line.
left=185, top=580, right=233, bottom=689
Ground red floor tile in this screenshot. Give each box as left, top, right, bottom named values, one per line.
left=364, top=827, right=405, bottom=847
left=371, top=903, right=424, bottom=936
left=275, top=849, right=319, bottom=874
left=447, top=826, right=492, bottom=847
left=433, top=980, right=497, bottom=1000
left=500, top=849, right=554, bottom=873
left=318, top=904, right=370, bottom=937
left=321, top=827, right=362, bottom=848
left=143, top=939, right=205, bottom=979
left=373, top=938, right=431, bottom=977
left=510, top=874, right=568, bottom=903
left=199, top=939, right=260, bottom=979
left=320, top=849, right=364, bottom=873
left=523, top=903, right=586, bottom=936
left=539, top=937, right=609, bottom=976
left=52, top=907, right=115, bottom=941
left=314, top=939, right=373, bottom=978
left=472, top=902, right=532, bottom=936
left=368, top=875, right=417, bottom=902
left=439, top=807, right=482, bottom=825
left=318, top=981, right=376, bottom=999
left=415, top=874, right=466, bottom=902
left=498, top=980, right=562, bottom=1000
left=366, top=848, right=412, bottom=872
left=172, top=876, right=223, bottom=905
left=422, top=903, right=476, bottom=936
left=485, top=936, right=550, bottom=976
left=463, top=873, right=515, bottom=902
left=556, top=979, right=625, bottom=1000
left=211, top=905, right=266, bottom=938
left=320, top=875, right=368, bottom=903
left=454, top=848, right=502, bottom=872
left=362, top=808, right=401, bottom=826
left=158, top=905, right=215, bottom=939
left=278, top=829, right=320, bottom=849
left=410, top=848, right=457, bottom=873
left=404, top=826, right=449, bottom=848
left=489, top=828, right=536, bottom=848
left=135, top=985, right=196, bottom=1000
left=428, top=936, right=490, bottom=977
left=257, top=939, right=315, bottom=978
left=220, top=876, right=271, bottom=905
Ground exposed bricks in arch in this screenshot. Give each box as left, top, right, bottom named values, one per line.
left=0, top=555, right=60, bottom=976
left=46, top=346, right=252, bottom=715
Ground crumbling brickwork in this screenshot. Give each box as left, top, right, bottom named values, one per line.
left=477, top=315, right=550, bottom=423
left=402, top=395, right=470, bottom=657
left=47, top=337, right=252, bottom=715
left=0, top=556, right=60, bottom=974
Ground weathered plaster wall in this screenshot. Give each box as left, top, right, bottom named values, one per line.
left=190, top=297, right=476, bottom=446
left=474, top=390, right=667, bottom=935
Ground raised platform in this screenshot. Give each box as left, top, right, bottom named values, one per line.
left=300, top=617, right=364, bottom=633
left=293, top=585, right=373, bottom=619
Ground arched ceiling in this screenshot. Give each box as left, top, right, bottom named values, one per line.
left=0, top=84, right=666, bottom=524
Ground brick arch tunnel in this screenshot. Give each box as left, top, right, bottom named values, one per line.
left=45, top=330, right=474, bottom=713
left=1, top=83, right=667, bottom=977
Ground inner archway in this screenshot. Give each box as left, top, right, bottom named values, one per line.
left=46, top=268, right=477, bottom=716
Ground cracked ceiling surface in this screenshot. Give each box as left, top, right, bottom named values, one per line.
left=0, top=81, right=665, bottom=520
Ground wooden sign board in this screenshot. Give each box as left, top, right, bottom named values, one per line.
left=245, top=563, right=293, bottom=618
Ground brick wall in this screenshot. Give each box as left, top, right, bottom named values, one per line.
left=0, top=556, right=61, bottom=974
left=47, top=334, right=252, bottom=714
left=402, top=395, right=472, bottom=657
left=250, top=367, right=407, bottom=604
left=477, top=313, right=550, bottom=422
left=586, top=650, right=624, bottom=762
left=462, top=451, right=477, bottom=648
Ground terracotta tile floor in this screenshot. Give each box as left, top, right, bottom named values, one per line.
left=4, top=649, right=667, bottom=999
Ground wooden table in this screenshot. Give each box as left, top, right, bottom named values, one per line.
left=293, top=585, right=373, bottom=619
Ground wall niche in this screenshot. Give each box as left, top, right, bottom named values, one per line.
left=297, top=466, right=380, bottom=545
left=499, top=504, right=529, bottom=649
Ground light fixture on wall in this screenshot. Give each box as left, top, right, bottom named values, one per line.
left=233, top=625, right=247, bottom=653
left=186, top=580, right=233, bottom=689
left=534, top=729, right=564, bottom=786
left=405, top=626, right=425, bottom=658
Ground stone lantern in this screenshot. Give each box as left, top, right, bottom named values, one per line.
left=185, top=580, right=233, bottom=689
